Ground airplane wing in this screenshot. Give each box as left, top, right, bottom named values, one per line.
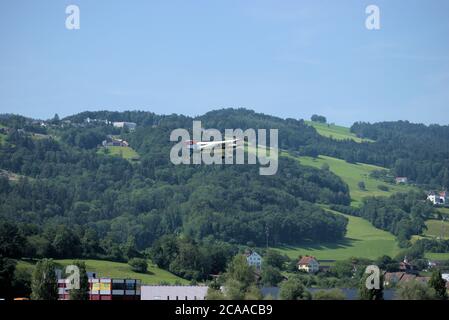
left=197, top=139, right=239, bottom=150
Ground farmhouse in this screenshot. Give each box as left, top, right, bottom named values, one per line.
left=245, top=251, right=262, bottom=270
left=427, top=191, right=448, bottom=206
left=297, top=256, right=320, bottom=273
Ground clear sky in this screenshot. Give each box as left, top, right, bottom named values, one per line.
left=1, top=0, right=448, bottom=126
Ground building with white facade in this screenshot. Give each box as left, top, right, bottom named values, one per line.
left=427, top=191, right=448, bottom=206
left=245, top=251, right=262, bottom=270
left=297, top=256, right=320, bottom=273
left=113, top=122, right=137, bottom=131
left=140, top=285, right=208, bottom=300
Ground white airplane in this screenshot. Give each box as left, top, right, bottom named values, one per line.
left=185, top=139, right=240, bottom=157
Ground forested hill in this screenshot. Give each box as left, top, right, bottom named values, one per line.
left=60, top=108, right=449, bottom=190
left=0, top=109, right=351, bottom=265
left=1, top=108, right=448, bottom=265
left=349, top=121, right=449, bottom=186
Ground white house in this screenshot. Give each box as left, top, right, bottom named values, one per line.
left=113, top=122, right=137, bottom=131
left=140, top=285, right=208, bottom=300
left=395, top=177, right=408, bottom=184
left=297, top=256, right=320, bottom=273
left=427, top=191, right=448, bottom=205
left=245, top=251, right=262, bottom=270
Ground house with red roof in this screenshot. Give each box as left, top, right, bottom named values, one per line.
left=297, top=256, right=319, bottom=273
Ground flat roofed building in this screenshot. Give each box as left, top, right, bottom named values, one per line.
left=141, top=285, right=208, bottom=300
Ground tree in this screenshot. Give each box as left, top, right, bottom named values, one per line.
left=11, top=268, right=32, bottom=299
left=31, top=259, right=58, bottom=300
left=310, top=114, right=327, bottom=123
left=264, top=249, right=288, bottom=270
left=128, top=258, right=148, bottom=273
left=0, top=257, right=16, bottom=299
left=358, top=181, right=366, bottom=191
left=53, top=113, right=60, bottom=123
left=313, top=289, right=346, bottom=300
left=358, top=272, right=384, bottom=300
left=221, top=254, right=261, bottom=300
left=396, top=280, right=437, bottom=300
left=260, top=265, right=283, bottom=286
left=226, top=255, right=255, bottom=288
left=0, top=221, right=26, bottom=258
left=206, top=287, right=225, bottom=300
left=429, top=270, right=447, bottom=300
left=279, top=277, right=311, bottom=300
left=69, top=260, right=89, bottom=300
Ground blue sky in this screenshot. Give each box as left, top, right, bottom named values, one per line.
left=1, top=0, right=448, bottom=126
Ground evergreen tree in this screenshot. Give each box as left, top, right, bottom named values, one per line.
left=429, top=269, right=447, bottom=300
left=0, top=257, right=16, bottom=300
left=31, top=259, right=58, bottom=300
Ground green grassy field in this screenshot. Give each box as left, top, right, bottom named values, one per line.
left=16, top=259, right=188, bottom=285
left=305, top=121, right=373, bottom=143
left=423, top=219, right=449, bottom=239
left=98, top=146, right=140, bottom=161
left=294, top=155, right=413, bottom=206
left=437, top=207, right=449, bottom=217
left=274, top=209, right=399, bottom=261
left=425, top=252, right=449, bottom=260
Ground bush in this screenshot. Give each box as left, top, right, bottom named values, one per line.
left=377, top=185, right=389, bottom=192
left=313, top=289, right=346, bottom=300
left=128, top=258, right=148, bottom=273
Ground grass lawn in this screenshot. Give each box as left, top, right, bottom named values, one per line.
left=293, top=155, right=413, bottom=206
left=437, top=207, right=449, bottom=217
left=425, top=252, right=449, bottom=261
left=423, top=219, right=449, bottom=239
left=16, top=259, right=188, bottom=285
left=305, top=121, right=373, bottom=143
left=98, top=146, right=140, bottom=161
left=274, top=209, right=399, bottom=261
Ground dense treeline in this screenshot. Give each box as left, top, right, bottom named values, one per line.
left=358, top=192, right=435, bottom=245
left=349, top=121, right=449, bottom=187
left=0, top=112, right=351, bottom=263
left=200, top=109, right=449, bottom=188
left=2, top=108, right=448, bottom=261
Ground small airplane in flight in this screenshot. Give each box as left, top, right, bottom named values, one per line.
left=185, top=138, right=240, bottom=151
left=185, top=139, right=241, bottom=158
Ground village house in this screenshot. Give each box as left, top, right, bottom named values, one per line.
left=244, top=251, right=262, bottom=270
left=395, top=177, right=408, bottom=184
left=383, top=271, right=429, bottom=287
left=113, top=121, right=137, bottom=131
left=297, top=256, right=320, bottom=273
left=427, top=191, right=449, bottom=206
left=85, top=117, right=111, bottom=125
left=102, top=136, right=129, bottom=147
